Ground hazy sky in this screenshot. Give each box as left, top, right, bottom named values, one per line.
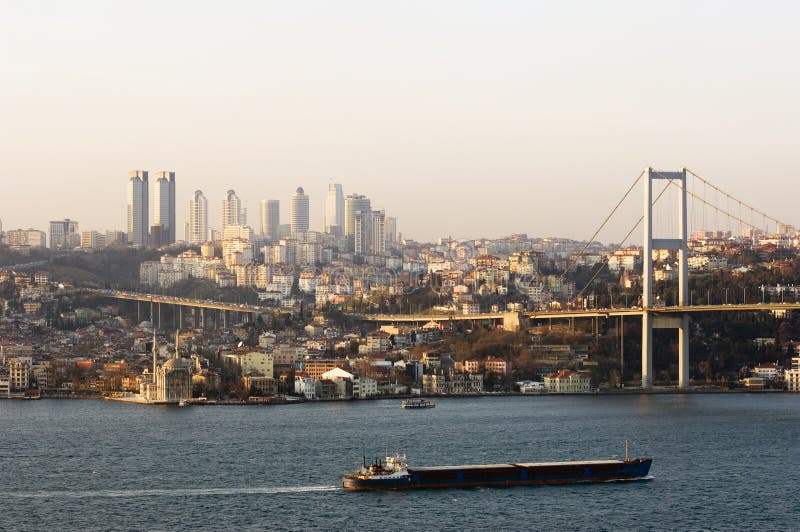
left=3, top=1, right=800, bottom=244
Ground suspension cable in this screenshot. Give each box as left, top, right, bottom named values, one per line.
left=574, top=180, right=672, bottom=302
left=686, top=168, right=789, bottom=229
left=562, top=169, right=645, bottom=280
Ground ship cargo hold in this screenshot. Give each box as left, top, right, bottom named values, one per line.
left=342, top=454, right=652, bottom=490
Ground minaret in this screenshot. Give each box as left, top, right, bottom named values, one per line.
left=152, top=327, right=157, bottom=376
left=174, top=329, right=180, bottom=359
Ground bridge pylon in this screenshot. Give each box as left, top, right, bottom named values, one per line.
left=642, top=167, right=690, bottom=388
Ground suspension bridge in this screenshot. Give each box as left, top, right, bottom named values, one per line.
left=364, top=166, right=797, bottom=389
left=88, top=166, right=797, bottom=389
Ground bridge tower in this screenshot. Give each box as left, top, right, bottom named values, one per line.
left=642, top=167, right=690, bottom=388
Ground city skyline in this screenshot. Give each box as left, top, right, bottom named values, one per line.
left=3, top=2, right=800, bottom=242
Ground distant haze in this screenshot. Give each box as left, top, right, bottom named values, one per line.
left=2, top=1, right=799, bottom=243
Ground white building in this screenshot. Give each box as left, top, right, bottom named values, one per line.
left=49, top=219, right=80, bottom=250
left=187, top=190, right=208, bottom=244
left=260, top=199, right=280, bottom=240
left=354, top=210, right=386, bottom=257
left=786, top=357, right=800, bottom=392
left=291, top=187, right=310, bottom=235
left=344, top=193, right=371, bottom=251
left=325, top=182, right=344, bottom=235
left=222, top=189, right=246, bottom=231
left=544, top=369, right=591, bottom=393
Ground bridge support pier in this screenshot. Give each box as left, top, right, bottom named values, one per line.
left=641, top=312, right=653, bottom=388
left=222, top=310, right=227, bottom=329
left=137, top=301, right=141, bottom=323
left=679, top=314, right=689, bottom=388
left=642, top=167, right=690, bottom=389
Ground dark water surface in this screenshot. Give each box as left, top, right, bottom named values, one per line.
left=1, top=394, right=798, bottom=530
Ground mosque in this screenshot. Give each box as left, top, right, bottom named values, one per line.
left=138, top=329, right=193, bottom=404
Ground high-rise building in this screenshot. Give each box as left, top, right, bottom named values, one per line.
left=344, top=193, right=371, bottom=251
left=260, top=199, right=280, bottom=241
left=81, top=230, right=105, bottom=250
left=153, top=171, right=176, bottom=244
left=222, top=189, right=246, bottom=230
left=187, top=190, right=208, bottom=244
left=324, top=182, right=344, bottom=235
left=385, top=216, right=397, bottom=245
left=127, top=170, right=149, bottom=247
left=3, top=229, right=46, bottom=248
left=291, top=187, right=309, bottom=235
left=354, top=210, right=385, bottom=256
left=49, top=219, right=80, bottom=249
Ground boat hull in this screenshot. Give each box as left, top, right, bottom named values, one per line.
left=342, top=458, right=651, bottom=490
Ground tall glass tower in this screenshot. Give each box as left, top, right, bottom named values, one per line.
left=127, top=170, right=149, bottom=247
left=325, top=182, right=344, bottom=235
left=187, top=190, right=208, bottom=244
left=291, top=187, right=309, bottom=235
left=153, top=171, right=176, bottom=244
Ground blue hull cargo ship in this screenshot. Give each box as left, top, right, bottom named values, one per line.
left=342, top=452, right=652, bottom=490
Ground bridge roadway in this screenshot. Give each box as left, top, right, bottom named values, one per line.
left=362, top=302, right=800, bottom=323
left=86, top=289, right=271, bottom=314
left=86, top=289, right=800, bottom=323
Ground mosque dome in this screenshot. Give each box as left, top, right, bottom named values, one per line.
left=163, top=357, right=192, bottom=370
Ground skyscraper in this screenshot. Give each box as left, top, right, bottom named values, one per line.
left=344, top=193, right=371, bottom=251
left=127, top=170, right=149, bottom=247
left=49, top=219, right=80, bottom=249
left=187, top=190, right=208, bottom=244
left=385, top=216, right=397, bottom=245
left=260, top=199, right=280, bottom=240
left=222, top=189, right=246, bottom=230
left=354, top=210, right=385, bottom=256
left=324, top=182, right=344, bottom=235
left=153, top=171, right=176, bottom=244
left=291, top=187, right=309, bottom=235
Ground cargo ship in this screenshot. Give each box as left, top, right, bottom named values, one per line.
left=342, top=447, right=652, bottom=490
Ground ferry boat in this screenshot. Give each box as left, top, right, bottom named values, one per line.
left=342, top=445, right=652, bottom=490
left=401, top=399, right=435, bottom=409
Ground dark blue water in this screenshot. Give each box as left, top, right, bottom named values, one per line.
left=1, top=394, right=799, bottom=530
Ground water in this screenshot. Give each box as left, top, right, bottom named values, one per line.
left=1, top=394, right=798, bottom=531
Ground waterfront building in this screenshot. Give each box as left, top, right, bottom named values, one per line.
left=291, top=187, right=310, bottom=235
left=785, top=356, right=800, bottom=392
left=187, top=190, right=208, bottom=244
left=344, top=193, right=371, bottom=251
left=139, top=334, right=192, bottom=403
left=325, top=182, right=344, bottom=235
left=127, top=170, right=149, bottom=247
left=153, top=171, right=176, bottom=244
left=222, top=189, right=246, bottom=231
left=260, top=199, right=280, bottom=240
left=543, top=369, right=591, bottom=393
left=49, top=219, right=80, bottom=250
left=753, top=363, right=782, bottom=380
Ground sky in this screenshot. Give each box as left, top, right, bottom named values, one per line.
left=2, top=0, right=800, bottom=244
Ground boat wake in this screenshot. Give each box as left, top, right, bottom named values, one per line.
left=602, top=475, right=655, bottom=483
left=3, top=485, right=340, bottom=499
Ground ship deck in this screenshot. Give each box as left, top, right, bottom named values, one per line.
left=409, top=459, right=629, bottom=472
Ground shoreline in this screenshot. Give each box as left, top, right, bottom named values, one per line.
left=2, top=386, right=794, bottom=403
